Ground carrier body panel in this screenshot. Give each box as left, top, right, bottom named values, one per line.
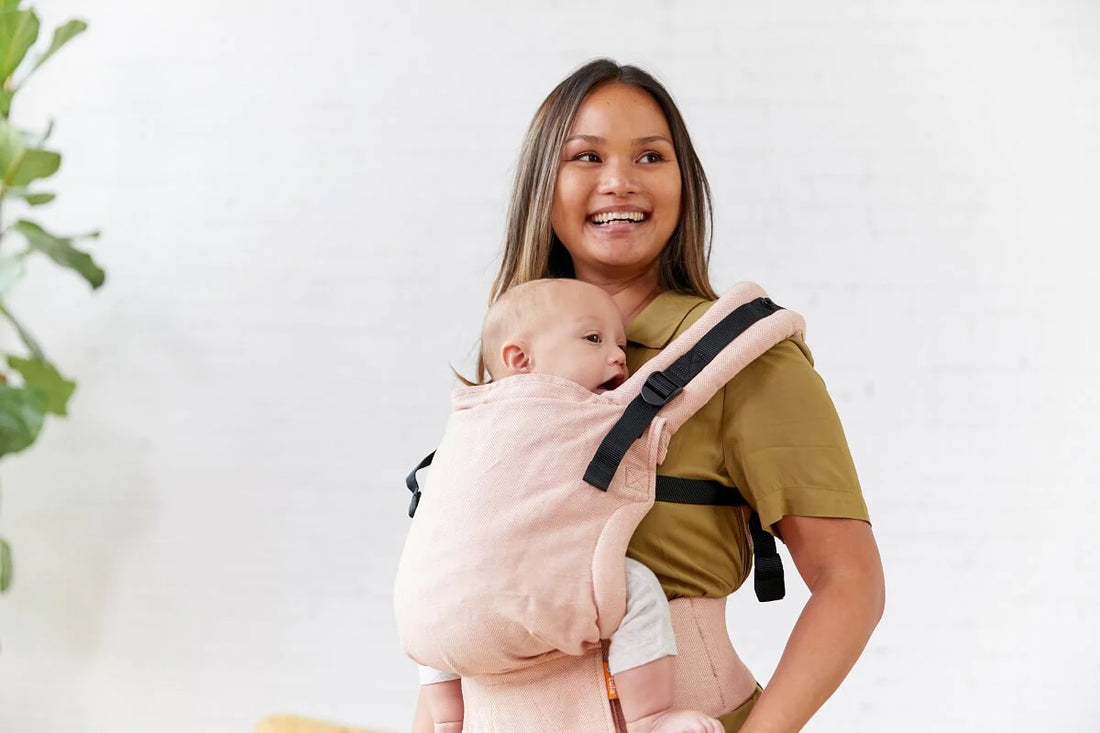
left=393, top=282, right=806, bottom=729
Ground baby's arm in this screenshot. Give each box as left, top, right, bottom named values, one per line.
left=418, top=666, right=463, bottom=733
left=611, top=559, right=723, bottom=733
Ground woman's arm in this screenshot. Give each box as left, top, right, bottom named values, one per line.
left=739, top=516, right=885, bottom=733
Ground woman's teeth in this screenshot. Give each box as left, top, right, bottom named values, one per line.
left=590, top=211, right=647, bottom=225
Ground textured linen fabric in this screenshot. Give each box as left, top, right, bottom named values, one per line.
left=394, top=283, right=804, bottom=681
left=625, top=291, right=871, bottom=602
left=422, top=558, right=677, bottom=682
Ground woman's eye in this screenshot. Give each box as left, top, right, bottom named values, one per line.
left=574, top=152, right=600, bottom=163
left=640, top=151, right=664, bottom=163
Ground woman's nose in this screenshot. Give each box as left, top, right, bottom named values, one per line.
left=597, top=157, right=637, bottom=195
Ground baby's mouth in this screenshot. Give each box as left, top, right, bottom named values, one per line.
left=597, top=373, right=627, bottom=392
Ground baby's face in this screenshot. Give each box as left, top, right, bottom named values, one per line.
left=527, top=286, right=628, bottom=393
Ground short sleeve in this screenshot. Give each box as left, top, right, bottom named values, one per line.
left=721, top=335, right=870, bottom=536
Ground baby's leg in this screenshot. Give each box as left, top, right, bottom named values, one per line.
left=418, top=666, right=463, bottom=733
left=611, top=560, right=723, bottom=733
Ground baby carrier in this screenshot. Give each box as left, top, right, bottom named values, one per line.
left=393, top=282, right=805, bottom=731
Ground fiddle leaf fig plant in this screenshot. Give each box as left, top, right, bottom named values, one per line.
left=0, top=2, right=101, bottom=593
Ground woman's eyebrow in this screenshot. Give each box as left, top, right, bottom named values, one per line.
left=564, top=134, right=673, bottom=145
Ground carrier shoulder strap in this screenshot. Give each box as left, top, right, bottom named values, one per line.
left=584, top=283, right=805, bottom=494
left=654, top=476, right=784, bottom=602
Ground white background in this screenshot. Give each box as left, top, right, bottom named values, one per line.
left=1, top=1, right=1098, bottom=731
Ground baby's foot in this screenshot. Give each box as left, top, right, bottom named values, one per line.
left=630, top=708, right=724, bottom=733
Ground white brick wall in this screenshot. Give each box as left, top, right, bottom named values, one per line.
left=0, top=1, right=1097, bottom=731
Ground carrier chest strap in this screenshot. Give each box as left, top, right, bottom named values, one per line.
left=583, top=297, right=783, bottom=492
left=654, top=476, right=785, bottom=603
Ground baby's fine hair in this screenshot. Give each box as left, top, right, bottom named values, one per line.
left=479, top=279, right=570, bottom=381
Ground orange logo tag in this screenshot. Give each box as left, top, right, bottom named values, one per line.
left=603, top=660, right=619, bottom=700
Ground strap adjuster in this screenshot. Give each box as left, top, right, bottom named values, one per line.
left=640, top=370, right=683, bottom=407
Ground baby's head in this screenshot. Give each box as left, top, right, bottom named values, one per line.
left=481, top=279, right=628, bottom=393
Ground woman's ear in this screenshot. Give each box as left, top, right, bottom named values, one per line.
left=500, top=342, right=532, bottom=373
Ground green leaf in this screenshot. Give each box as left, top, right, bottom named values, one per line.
left=12, top=219, right=104, bottom=289
left=0, top=382, right=47, bottom=458
left=0, top=116, right=22, bottom=166
left=29, top=19, right=86, bottom=76
left=0, top=537, right=11, bottom=592
left=7, top=356, right=74, bottom=416
left=3, top=184, right=54, bottom=205
left=0, top=254, right=24, bottom=294
left=0, top=299, right=45, bottom=360
left=0, top=119, right=60, bottom=186
left=0, top=8, right=38, bottom=81
left=22, top=190, right=52, bottom=204
left=8, top=147, right=59, bottom=185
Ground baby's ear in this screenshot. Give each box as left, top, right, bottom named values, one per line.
left=500, top=342, right=531, bottom=373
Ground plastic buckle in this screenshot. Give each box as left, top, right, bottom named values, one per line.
left=759, top=296, right=779, bottom=311
left=640, top=370, right=683, bottom=407
left=408, top=490, right=421, bottom=518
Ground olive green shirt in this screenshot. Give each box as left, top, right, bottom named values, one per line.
left=625, top=291, right=870, bottom=600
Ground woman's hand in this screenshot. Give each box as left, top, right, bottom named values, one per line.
left=739, top=516, right=885, bottom=733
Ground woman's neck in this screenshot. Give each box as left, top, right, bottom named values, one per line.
left=574, top=266, right=663, bottom=329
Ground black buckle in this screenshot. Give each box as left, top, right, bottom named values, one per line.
left=640, top=370, right=683, bottom=407
left=758, top=296, right=780, bottom=311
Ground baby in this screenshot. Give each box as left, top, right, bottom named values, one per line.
left=419, top=278, right=723, bottom=733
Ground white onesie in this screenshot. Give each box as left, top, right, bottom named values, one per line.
left=418, top=558, right=678, bottom=684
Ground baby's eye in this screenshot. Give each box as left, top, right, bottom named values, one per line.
left=585, top=333, right=602, bottom=344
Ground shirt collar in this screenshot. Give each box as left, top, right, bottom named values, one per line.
left=626, top=290, right=712, bottom=349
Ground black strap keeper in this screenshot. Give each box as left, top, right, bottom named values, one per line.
left=405, top=451, right=435, bottom=518
left=749, top=511, right=785, bottom=602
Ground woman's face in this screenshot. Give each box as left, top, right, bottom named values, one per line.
left=552, top=83, right=682, bottom=284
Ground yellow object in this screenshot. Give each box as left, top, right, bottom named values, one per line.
left=253, top=715, right=386, bottom=733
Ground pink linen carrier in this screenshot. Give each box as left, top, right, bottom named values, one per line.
left=393, top=283, right=806, bottom=729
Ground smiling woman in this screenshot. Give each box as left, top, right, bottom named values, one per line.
left=551, top=83, right=683, bottom=284
left=409, top=57, right=883, bottom=733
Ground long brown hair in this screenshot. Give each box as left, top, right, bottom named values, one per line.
left=471, top=59, right=718, bottom=384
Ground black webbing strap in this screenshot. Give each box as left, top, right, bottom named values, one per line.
left=583, top=297, right=783, bottom=491
left=405, top=450, right=435, bottom=518
left=655, top=476, right=785, bottom=602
